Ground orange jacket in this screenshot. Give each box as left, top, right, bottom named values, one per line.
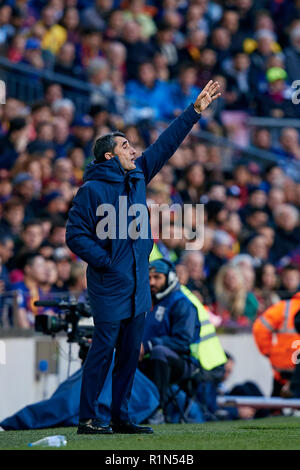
left=253, top=292, right=300, bottom=381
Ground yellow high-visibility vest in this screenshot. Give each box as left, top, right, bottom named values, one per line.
left=180, top=285, right=227, bottom=371
left=149, top=243, right=163, bottom=262
left=149, top=242, right=178, bottom=263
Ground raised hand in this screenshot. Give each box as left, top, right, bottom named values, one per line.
left=194, top=80, right=221, bottom=114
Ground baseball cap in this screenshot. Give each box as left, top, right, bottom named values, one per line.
left=25, top=38, right=41, bottom=50
left=13, top=172, right=33, bottom=186
left=149, top=259, right=173, bottom=276
left=266, top=67, right=287, bottom=83
left=43, top=191, right=63, bottom=206
left=226, top=185, right=241, bottom=198
left=73, top=115, right=94, bottom=128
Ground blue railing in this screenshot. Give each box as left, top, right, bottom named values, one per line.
left=0, top=56, right=93, bottom=114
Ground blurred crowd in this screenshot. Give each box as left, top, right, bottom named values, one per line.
left=1, top=0, right=300, bottom=329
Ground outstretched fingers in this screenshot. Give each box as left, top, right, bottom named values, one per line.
left=211, top=92, right=222, bottom=101
left=202, top=80, right=213, bottom=94
left=208, top=81, right=220, bottom=96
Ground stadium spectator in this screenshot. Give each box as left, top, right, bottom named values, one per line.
left=125, top=61, right=173, bottom=122
left=121, top=19, right=155, bottom=79
left=230, top=253, right=256, bottom=292
left=0, top=234, right=14, bottom=268
left=15, top=219, right=44, bottom=257
left=122, top=0, right=157, bottom=40
left=52, top=247, right=72, bottom=292
left=245, top=234, right=269, bottom=267
left=12, top=253, right=48, bottom=329
left=276, top=128, right=300, bottom=161
left=179, top=162, right=205, bottom=204
left=214, top=263, right=259, bottom=327
left=255, top=66, right=297, bottom=118
left=68, top=261, right=87, bottom=296
left=254, top=262, right=280, bottom=315
left=270, top=204, right=300, bottom=262
left=180, top=251, right=211, bottom=305
left=284, top=20, right=300, bottom=83
left=54, top=42, right=85, bottom=80
left=81, top=0, right=113, bottom=32
left=38, top=5, right=67, bottom=55
left=0, top=117, right=28, bottom=170
left=169, top=65, right=200, bottom=115
left=205, top=229, right=233, bottom=294
left=279, top=264, right=300, bottom=300
left=0, top=198, right=25, bottom=240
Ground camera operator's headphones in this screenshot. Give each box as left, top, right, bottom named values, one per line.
left=149, top=258, right=179, bottom=300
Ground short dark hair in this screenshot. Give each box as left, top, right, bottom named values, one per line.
left=282, top=263, right=299, bottom=273
left=0, top=234, right=13, bottom=246
left=93, top=132, right=125, bottom=163
left=20, top=251, right=43, bottom=270
left=23, top=219, right=43, bottom=231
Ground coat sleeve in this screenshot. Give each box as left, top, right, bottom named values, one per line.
left=136, top=103, right=201, bottom=184
left=65, top=185, right=112, bottom=270
left=252, top=302, right=285, bottom=357
left=148, top=298, right=199, bottom=354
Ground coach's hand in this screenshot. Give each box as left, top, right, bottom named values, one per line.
left=194, top=80, right=221, bottom=114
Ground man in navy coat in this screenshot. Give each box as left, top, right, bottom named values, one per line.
left=65, top=80, right=221, bottom=434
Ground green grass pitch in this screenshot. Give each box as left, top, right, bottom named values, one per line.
left=1, top=416, right=300, bottom=450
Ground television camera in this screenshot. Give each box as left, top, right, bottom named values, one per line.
left=34, top=299, right=94, bottom=363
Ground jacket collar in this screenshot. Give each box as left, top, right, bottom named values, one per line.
left=83, top=155, right=144, bottom=183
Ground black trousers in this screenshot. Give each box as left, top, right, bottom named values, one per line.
left=139, top=344, right=196, bottom=410
left=79, top=312, right=145, bottom=423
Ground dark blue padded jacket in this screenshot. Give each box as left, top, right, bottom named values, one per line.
left=65, top=104, right=201, bottom=322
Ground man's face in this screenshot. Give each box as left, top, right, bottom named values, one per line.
left=22, top=225, right=43, bottom=250
left=149, top=271, right=167, bottom=297
left=16, top=180, right=35, bottom=200
left=26, top=256, right=47, bottom=284
left=56, top=259, right=71, bottom=281
left=112, top=136, right=137, bottom=171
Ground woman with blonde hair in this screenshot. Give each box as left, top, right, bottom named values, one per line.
left=214, top=263, right=258, bottom=327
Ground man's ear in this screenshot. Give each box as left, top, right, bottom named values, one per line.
left=104, top=152, right=114, bottom=160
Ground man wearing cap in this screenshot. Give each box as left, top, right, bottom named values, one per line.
left=70, top=115, right=94, bottom=158
left=66, top=80, right=221, bottom=435
left=256, top=66, right=299, bottom=118
left=13, top=173, right=41, bottom=220
left=139, top=259, right=200, bottom=423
